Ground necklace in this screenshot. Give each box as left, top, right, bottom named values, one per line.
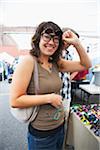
left=38, top=59, right=52, bottom=72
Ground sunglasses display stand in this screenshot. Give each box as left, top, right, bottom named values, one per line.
left=66, top=104, right=100, bottom=150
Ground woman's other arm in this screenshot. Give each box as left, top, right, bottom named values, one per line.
left=58, top=30, right=92, bottom=72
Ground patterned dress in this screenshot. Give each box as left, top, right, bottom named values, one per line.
left=60, top=50, right=72, bottom=101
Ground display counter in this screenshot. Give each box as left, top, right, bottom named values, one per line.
left=66, top=111, right=100, bottom=150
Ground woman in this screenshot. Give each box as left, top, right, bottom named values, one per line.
left=10, top=21, right=91, bottom=150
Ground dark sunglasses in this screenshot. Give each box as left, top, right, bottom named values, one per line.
left=41, top=27, right=61, bottom=36
left=41, top=33, right=60, bottom=43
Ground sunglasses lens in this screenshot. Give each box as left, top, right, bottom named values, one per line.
left=45, top=28, right=54, bottom=34
left=55, top=30, right=61, bottom=36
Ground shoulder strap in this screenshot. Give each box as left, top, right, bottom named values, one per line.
left=27, top=58, right=40, bottom=123
left=33, top=58, right=39, bottom=94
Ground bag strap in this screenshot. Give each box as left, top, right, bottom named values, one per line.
left=33, top=58, right=39, bottom=94
left=27, top=58, right=40, bottom=123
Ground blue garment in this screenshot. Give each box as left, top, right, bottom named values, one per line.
left=27, top=124, right=64, bottom=150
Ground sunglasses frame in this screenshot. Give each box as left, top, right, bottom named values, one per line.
left=41, top=32, right=60, bottom=44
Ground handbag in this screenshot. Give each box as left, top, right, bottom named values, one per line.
left=10, top=58, right=39, bottom=123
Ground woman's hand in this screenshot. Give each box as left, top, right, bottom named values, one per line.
left=48, top=93, right=63, bottom=108
left=62, top=30, right=79, bottom=47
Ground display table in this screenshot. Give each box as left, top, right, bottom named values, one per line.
left=66, top=112, right=100, bottom=150
left=71, top=80, right=90, bottom=89
left=71, top=80, right=90, bottom=101
left=79, top=84, right=100, bottom=103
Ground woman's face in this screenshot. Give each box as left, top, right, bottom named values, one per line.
left=39, top=30, right=60, bottom=57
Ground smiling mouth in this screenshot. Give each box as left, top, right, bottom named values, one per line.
left=45, top=44, right=55, bottom=49
left=46, top=47, right=55, bottom=52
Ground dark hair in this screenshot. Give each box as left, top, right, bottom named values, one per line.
left=30, top=21, right=63, bottom=62
left=62, top=27, right=79, bottom=38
